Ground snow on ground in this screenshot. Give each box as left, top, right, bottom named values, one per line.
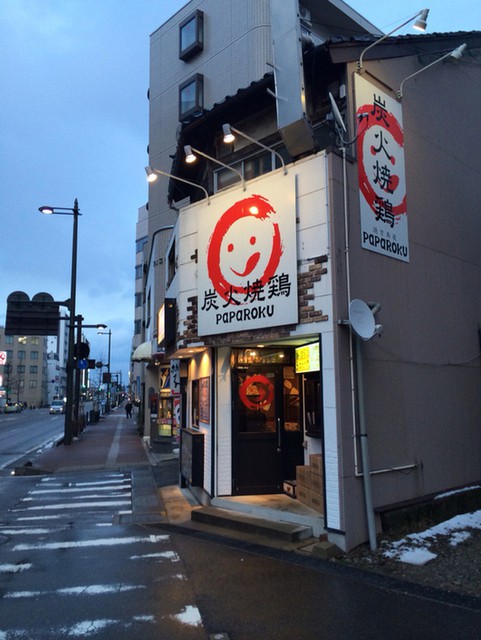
left=381, top=509, right=481, bottom=566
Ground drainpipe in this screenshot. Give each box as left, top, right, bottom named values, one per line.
left=355, top=301, right=381, bottom=551
left=354, top=332, right=376, bottom=551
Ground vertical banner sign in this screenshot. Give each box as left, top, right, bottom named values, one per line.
left=355, top=74, right=409, bottom=262
left=198, top=174, right=297, bottom=336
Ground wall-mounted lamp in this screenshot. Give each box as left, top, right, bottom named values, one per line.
left=145, top=165, right=210, bottom=204
left=397, top=43, right=467, bottom=98
left=183, top=145, right=246, bottom=190
left=357, top=9, right=429, bottom=72
left=222, top=124, right=287, bottom=175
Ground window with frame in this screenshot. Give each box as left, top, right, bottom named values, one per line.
left=17, top=365, right=25, bottom=374
left=179, top=73, right=204, bottom=120
left=214, top=149, right=284, bottom=191
left=30, top=365, right=38, bottom=374
left=179, top=10, right=204, bottom=61
left=135, top=264, right=143, bottom=280
left=30, top=351, right=39, bottom=360
left=29, top=380, right=37, bottom=389
left=18, top=350, right=26, bottom=360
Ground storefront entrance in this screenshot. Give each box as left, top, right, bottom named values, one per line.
left=232, top=350, right=303, bottom=495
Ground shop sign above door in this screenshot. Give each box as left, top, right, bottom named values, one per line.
left=197, top=173, right=298, bottom=336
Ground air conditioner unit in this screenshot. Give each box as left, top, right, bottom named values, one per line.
left=299, top=4, right=311, bottom=22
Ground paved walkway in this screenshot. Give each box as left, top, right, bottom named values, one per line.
left=30, top=410, right=151, bottom=472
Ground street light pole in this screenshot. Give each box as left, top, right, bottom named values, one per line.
left=98, top=329, right=112, bottom=412
left=39, top=198, right=80, bottom=445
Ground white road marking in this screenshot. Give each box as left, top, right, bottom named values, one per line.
left=13, top=533, right=169, bottom=551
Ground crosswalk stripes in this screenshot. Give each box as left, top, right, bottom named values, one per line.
left=7, top=470, right=133, bottom=524
left=0, top=469, right=208, bottom=638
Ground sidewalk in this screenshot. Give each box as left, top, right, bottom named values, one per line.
left=28, top=409, right=154, bottom=472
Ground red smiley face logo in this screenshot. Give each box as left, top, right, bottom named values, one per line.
left=206, top=194, right=283, bottom=302
left=239, top=374, right=274, bottom=411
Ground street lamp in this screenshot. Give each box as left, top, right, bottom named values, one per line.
left=38, top=199, right=81, bottom=445
left=97, top=329, right=111, bottom=412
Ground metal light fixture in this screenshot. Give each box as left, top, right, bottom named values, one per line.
left=183, top=145, right=246, bottom=190
left=357, top=9, right=429, bottom=72
left=145, top=165, right=210, bottom=203
left=397, top=43, right=467, bottom=98
left=38, top=199, right=81, bottom=446
left=222, top=124, right=287, bottom=175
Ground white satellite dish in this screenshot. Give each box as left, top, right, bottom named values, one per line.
left=349, top=299, right=376, bottom=341
left=329, top=92, right=347, bottom=133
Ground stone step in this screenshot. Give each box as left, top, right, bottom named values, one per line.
left=191, top=505, right=313, bottom=542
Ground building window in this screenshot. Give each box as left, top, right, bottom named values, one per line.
left=136, top=236, right=148, bottom=254
left=18, top=350, right=26, bottom=360
left=135, top=292, right=143, bottom=308
left=29, top=380, right=37, bottom=389
left=17, top=365, right=25, bottom=374
left=30, top=351, right=39, bottom=360
left=179, top=73, right=204, bottom=120
left=30, top=365, right=38, bottom=374
left=167, top=240, right=176, bottom=287
left=179, top=10, right=204, bottom=61
left=31, top=337, right=39, bottom=345
left=5, top=336, right=13, bottom=344
left=214, top=149, right=281, bottom=191
left=135, top=264, right=143, bottom=280
left=134, top=319, right=142, bottom=336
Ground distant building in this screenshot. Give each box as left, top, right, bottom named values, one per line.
left=0, top=327, right=48, bottom=408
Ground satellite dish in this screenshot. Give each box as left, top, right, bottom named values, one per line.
left=329, top=92, right=347, bottom=133
left=349, top=299, right=376, bottom=341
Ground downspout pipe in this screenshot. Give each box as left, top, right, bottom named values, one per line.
left=355, top=300, right=381, bottom=551
left=354, top=332, right=377, bottom=551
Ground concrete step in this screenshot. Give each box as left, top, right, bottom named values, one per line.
left=191, top=505, right=313, bottom=542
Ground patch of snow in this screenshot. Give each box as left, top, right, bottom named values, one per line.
left=172, top=605, right=203, bottom=627
left=382, top=509, right=481, bottom=565
left=435, top=485, right=481, bottom=500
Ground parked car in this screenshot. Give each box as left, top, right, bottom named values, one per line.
left=5, top=402, right=22, bottom=414
left=49, top=400, right=65, bottom=415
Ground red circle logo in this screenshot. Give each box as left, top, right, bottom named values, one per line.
left=206, top=194, right=283, bottom=303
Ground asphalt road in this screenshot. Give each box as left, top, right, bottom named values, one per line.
left=1, top=467, right=480, bottom=639
left=0, top=408, right=63, bottom=470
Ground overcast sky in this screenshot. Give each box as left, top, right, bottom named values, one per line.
left=1, top=0, right=478, bottom=385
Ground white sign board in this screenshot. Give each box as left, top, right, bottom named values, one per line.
left=355, top=74, right=409, bottom=262
left=198, top=174, right=298, bottom=336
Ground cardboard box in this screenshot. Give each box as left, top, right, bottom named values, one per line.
left=296, top=483, right=310, bottom=504
left=309, top=471, right=324, bottom=495
left=296, top=465, right=311, bottom=487
left=297, top=485, right=324, bottom=513
left=309, top=454, right=323, bottom=476
left=283, top=480, right=296, bottom=498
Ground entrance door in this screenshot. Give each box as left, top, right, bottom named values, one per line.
left=232, top=363, right=303, bottom=494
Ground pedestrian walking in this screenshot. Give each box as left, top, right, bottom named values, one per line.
left=125, top=401, right=133, bottom=418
